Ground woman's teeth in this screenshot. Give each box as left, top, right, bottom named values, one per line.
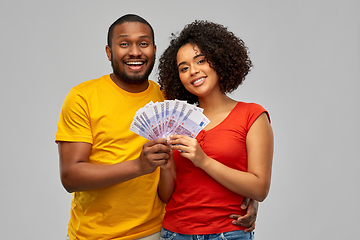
left=193, top=78, right=205, bottom=84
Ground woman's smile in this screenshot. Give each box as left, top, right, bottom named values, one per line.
left=191, top=77, right=206, bottom=86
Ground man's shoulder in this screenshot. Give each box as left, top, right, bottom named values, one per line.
left=148, top=80, right=165, bottom=99
left=148, top=79, right=162, bottom=91
left=148, top=79, right=159, bottom=86
left=72, top=75, right=109, bottom=92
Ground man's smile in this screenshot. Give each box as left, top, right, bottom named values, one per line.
left=125, top=60, right=146, bottom=70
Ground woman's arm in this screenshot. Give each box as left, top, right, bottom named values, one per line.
left=169, top=113, right=273, bottom=202
left=158, top=153, right=176, bottom=203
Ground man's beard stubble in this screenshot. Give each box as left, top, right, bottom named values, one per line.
left=111, top=55, right=155, bottom=85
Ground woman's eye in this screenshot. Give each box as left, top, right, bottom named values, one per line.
left=198, top=59, right=205, bottom=64
left=180, top=67, right=188, bottom=72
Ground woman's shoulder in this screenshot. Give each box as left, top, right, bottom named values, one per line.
left=236, top=101, right=266, bottom=112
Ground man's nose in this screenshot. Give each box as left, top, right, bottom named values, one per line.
left=129, top=44, right=141, bottom=56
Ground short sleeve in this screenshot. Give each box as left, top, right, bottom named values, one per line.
left=55, top=87, right=93, bottom=144
left=246, top=103, right=270, bottom=132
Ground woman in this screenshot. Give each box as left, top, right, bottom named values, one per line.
left=158, top=20, right=274, bottom=240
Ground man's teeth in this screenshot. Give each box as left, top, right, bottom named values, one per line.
left=193, top=78, right=205, bottom=84
left=126, top=62, right=143, bottom=65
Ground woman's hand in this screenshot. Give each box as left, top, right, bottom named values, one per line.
left=168, top=134, right=209, bottom=168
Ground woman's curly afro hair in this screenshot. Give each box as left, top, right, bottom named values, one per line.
left=158, top=20, right=253, bottom=104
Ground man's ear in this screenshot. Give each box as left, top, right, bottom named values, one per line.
left=154, top=44, right=157, bottom=59
left=105, top=45, right=112, bottom=61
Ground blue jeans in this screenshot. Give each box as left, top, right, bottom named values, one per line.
left=160, top=228, right=254, bottom=240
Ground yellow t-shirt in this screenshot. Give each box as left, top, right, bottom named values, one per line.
left=56, top=75, right=165, bottom=240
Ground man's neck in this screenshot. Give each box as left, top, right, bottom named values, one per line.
left=110, top=73, right=149, bottom=93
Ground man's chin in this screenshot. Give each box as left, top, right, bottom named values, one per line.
left=114, top=72, right=148, bottom=85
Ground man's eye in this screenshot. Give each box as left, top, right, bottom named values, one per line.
left=140, top=42, right=149, bottom=47
left=120, top=43, right=129, bottom=47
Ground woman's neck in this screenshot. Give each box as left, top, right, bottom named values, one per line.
left=198, top=93, right=237, bottom=115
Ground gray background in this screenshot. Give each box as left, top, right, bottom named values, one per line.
left=0, top=0, right=359, bottom=239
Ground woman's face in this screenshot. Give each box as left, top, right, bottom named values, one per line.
left=176, top=43, right=220, bottom=98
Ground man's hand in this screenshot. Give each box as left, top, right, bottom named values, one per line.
left=229, top=198, right=258, bottom=232
left=59, top=139, right=171, bottom=193
left=139, top=138, right=171, bottom=175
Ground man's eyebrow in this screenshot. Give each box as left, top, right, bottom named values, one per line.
left=117, top=34, right=129, bottom=39
left=139, top=35, right=150, bottom=39
left=117, top=34, right=150, bottom=40
left=177, top=54, right=204, bottom=68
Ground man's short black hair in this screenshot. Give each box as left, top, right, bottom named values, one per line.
left=107, top=14, right=155, bottom=48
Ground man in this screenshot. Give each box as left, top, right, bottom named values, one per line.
left=56, top=14, right=257, bottom=240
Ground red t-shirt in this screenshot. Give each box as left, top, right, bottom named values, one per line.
left=162, top=102, right=269, bottom=235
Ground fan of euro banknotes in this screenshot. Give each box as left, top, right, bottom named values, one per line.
left=130, top=100, right=210, bottom=140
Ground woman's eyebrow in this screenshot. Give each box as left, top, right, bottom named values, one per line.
left=194, top=54, right=204, bottom=59
left=177, top=61, right=186, bottom=68
left=177, top=54, right=204, bottom=68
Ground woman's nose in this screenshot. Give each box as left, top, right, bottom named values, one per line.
left=190, top=65, right=199, bottom=76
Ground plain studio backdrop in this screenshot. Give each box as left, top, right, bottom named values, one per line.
left=0, top=1, right=359, bottom=239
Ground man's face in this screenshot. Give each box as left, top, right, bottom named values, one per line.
left=106, top=22, right=156, bottom=85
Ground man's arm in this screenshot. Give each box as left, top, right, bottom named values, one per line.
left=229, top=198, right=258, bottom=232
left=59, top=139, right=170, bottom=193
